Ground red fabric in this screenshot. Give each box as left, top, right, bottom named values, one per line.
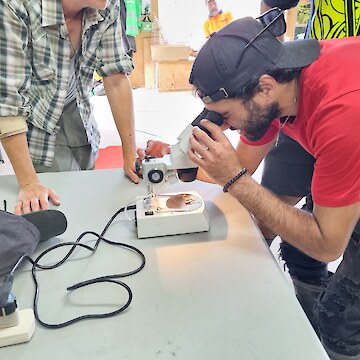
left=95, top=146, right=123, bottom=169
left=242, top=38, right=360, bottom=207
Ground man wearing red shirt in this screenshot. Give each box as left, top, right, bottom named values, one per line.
left=188, top=16, right=360, bottom=360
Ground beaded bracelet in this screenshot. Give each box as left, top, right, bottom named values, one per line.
left=223, top=168, right=248, bottom=193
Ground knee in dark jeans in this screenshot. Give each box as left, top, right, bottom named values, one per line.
left=278, top=194, right=328, bottom=284
left=280, top=242, right=329, bottom=337
left=279, top=241, right=328, bottom=285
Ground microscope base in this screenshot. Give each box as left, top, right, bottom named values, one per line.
left=0, top=309, right=35, bottom=348
left=136, top=191, right=209, bottom=238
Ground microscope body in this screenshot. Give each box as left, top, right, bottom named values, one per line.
left=141, top=123, right=196, bottom=197
left=136, top=109, right=223, bottom=238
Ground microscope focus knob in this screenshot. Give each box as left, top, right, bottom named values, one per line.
left=148, top=169, right=164, bottom=184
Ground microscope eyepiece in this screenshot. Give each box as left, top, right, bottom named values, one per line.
left=191, top=108, right=223, bottom=137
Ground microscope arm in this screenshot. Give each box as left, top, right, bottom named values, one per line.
left=141, top=108, right=223, bottom=196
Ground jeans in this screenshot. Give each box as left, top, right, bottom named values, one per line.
left=262, top=133, right=360, bottom=358
left=280, top=196, right=360, bottom=359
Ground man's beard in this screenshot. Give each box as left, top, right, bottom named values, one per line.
left=242, top=100, right=281, bottom=142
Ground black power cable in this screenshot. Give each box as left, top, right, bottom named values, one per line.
left=8, top=205, right=146, bottom=329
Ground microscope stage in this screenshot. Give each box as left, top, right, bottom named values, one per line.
left=135, top=191, right=209, bottom=238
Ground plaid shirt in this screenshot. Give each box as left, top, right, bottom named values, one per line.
left=0, top=0, right=133, bottom=166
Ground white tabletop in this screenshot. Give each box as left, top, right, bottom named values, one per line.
left=0, top=169, right=329, bottom=359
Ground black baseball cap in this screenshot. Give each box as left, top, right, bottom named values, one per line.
left=189, top=17, right=320, bottom=103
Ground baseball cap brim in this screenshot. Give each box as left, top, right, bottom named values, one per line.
left=22, top=210, right=67, bottom=242
left=278, top=38, right=320, bottom=69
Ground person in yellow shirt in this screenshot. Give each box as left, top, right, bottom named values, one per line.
left=203, top=0, right=233, bottom=38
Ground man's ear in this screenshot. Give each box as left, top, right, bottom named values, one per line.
left=258, top=74, right=277, bottom=95
left=257, top=75, right=278, bottom=104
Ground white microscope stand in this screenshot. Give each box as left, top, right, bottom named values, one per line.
left=136, top=124, right=210, bottom=239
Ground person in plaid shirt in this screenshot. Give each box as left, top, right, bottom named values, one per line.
left=0, top=0, right=140, bottom=215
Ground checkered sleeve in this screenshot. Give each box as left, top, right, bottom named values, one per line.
left=96, top=2, right=134, bottom=77
left=0, top=1, right=32, bottom=118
